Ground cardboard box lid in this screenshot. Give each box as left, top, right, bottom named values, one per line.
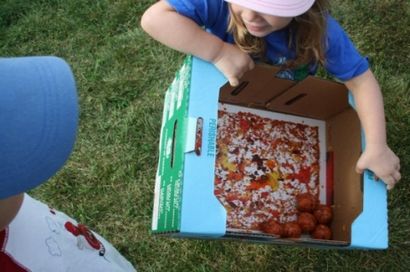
left=219, top=65, right=350, bottom=120
left=219, top=65, right=296, bottom=108
left=266, top=76, right=349, bottom=120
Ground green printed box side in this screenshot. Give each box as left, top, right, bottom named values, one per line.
left=153, top=57, right=192, bottom=233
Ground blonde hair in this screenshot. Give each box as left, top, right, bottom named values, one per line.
left=227, top=0, right=330, bottom=69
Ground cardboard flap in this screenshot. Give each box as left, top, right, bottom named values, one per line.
left=180, top=57, right=227, bottom=236
left=219, top=65, right=296, bottom=107
left=153, top=57, right=193, bottom=233
left=351, top=171, right=388, bottom=249
left=266, top=76, right=349, bottom=120
left=328, top=108, right=362, bottom=242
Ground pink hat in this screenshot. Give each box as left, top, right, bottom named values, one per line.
left=225, top=0, right=315, bottom=17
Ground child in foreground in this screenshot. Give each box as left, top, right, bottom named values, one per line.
left=141, top=0, right=401, bottom=189
left=0, top=57, right=136, bottom=271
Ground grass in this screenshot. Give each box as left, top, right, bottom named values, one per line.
left=1, top=0, right=409, bottom=271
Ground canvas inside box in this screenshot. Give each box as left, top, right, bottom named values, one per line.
left=152, top=56, right=388, bottom=249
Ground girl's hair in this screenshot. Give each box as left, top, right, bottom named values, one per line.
left=227, top=0, right=330, bottom=69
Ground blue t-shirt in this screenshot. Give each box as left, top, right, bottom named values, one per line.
left=166, top=0, right=369, bottom=81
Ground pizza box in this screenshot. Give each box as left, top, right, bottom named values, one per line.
left=151, top=56, right=388, bottom=249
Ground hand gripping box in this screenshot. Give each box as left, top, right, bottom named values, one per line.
left=151, top=56, right=388, bottom=249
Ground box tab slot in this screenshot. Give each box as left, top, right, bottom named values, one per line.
left=285, top=93, right=307, bottom=105
left=170, top=120, right=178, bottom=168
left=195, top=117, right=203, bottom=156
left=219, top=65, right=297, bottom=106
left=266, top=76, right=350, bottom=120
left=231, top=81, right=249, bottom=96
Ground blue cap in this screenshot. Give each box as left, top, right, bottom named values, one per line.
left=0, top=56, right=78, bottom=199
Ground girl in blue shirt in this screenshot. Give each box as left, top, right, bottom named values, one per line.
left=141, top=0, right=401, bottom=189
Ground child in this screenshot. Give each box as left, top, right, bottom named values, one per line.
left=0, top=57, right=136, bottom=271
left=141, top=0, right=401, bottom=190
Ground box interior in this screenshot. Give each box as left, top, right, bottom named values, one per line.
left=218, top=64, right=363, bottom=244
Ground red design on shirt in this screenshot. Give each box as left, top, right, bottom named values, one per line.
left=64, top=222, right=102, bottom=250
left=0, top=229, right=29, bottom=272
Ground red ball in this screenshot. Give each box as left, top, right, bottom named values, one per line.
left=312, top=224, right=332, bottom=240
left=314, top=205, right=333, bottom=225
left=296, top=193, right=318, bottom=212
left=297, top=212, right=317, bottom=233
left=259, top=220, right=283, bottom=236
left=282, top=222, right=302, bottom=238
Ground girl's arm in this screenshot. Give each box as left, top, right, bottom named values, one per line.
left=141, top=0, right=254, bottom=86
left=345, top=69, right=401, bottom=189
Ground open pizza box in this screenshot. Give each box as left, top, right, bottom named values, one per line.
left=151, top=56, right=388, bottom=249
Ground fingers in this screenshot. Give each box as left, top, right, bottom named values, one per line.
left=228, top=61, right=254, bottom=86
left=381, top=171, right=401, bottom=190
left=358, top=167, right=401, bottom=190
left=382, top=176, right=395, bottom=190
left=355, top=147, right=401, bottom=190
left=355, top=164, right=364, bottom=174
left=355, top=155, right=367, bottom=174
left=392, top=171, right=401, bottom=182
left=228, top=77, right=240, bottom=87
left=389, top=160, right=401, bottom=190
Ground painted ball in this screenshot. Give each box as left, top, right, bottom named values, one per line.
left=312, top=224, right=332, bottom=240
left=283, top=222, right=302, bottom=238
left=297, top=212, right=317, bottom=233
left=296, top=193, right=317, bottom=212
left=259, top=220, right=283, bottom=236
left=314, top=205, right=333, bottom=225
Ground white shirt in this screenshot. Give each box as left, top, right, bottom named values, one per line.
left=0, top=194, right=136, bottom=272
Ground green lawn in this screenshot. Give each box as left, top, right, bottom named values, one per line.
left=1, top=1, right=409, bottom=271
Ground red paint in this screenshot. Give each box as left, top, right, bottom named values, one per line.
left=326, top=151, right=334, bottom=205
left=64, top=222, right=101, bottom=250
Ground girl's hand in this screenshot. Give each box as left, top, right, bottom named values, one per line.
left=356, top=143, right=401, bottom=190
left=212, top=42, right=255, bottom=86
